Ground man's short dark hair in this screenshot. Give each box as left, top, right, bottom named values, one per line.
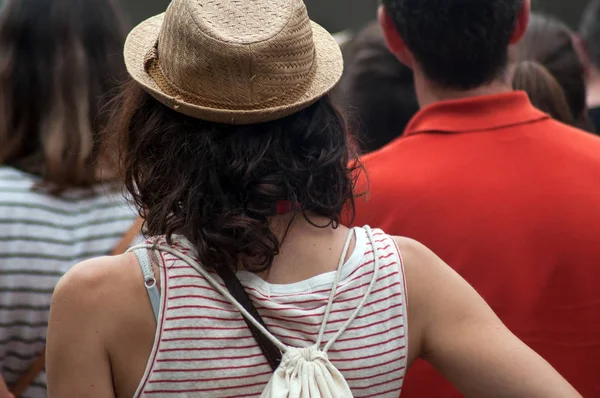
left=580, top=0, right=600, bottom=69
left=382, top=0, right=523, bottom=90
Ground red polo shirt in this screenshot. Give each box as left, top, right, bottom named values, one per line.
left=353, top=92, right=600, bottom=397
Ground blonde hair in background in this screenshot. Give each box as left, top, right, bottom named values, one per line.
left=0, top=0, right=128, bottom=193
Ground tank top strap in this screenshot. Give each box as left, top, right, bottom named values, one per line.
left=128, top=246, right=161, bottom=322
left=320, top=226, right=383, bottom=352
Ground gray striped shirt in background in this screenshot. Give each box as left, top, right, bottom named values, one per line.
left=0, top=166, right=138, bottom=398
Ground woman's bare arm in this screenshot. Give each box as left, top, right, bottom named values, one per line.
left=397, top=237, right=581, bottom=398
left=47, top=252, right=156, bottom=398
left=46, top=258, right=118, bottom=398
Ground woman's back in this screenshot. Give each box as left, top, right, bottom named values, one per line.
left=135, top=227, right=407, bottom=397
left=0, top=166, right=137, bottom=397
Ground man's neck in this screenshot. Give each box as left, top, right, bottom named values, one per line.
left=587, top=67, right=600, bottom=109
left=414, top=69, right=513, bottom=108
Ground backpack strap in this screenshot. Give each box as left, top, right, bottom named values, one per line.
left=216, top=265, right=282, bottom=371
left=8, top=217, right=143, bottom=397
left=134, top=243, right=289, bottom=354
left=134, top=226, right=381, bottom=368
left=129, top=242, right=283, bottom=370
left=319, top=226, right=382, bottom=353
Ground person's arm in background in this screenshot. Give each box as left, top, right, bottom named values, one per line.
left=398, top=237, right=581, bottom=398
left=0, top=376, right=15, bottom=398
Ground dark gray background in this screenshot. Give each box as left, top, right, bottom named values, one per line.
left=124, top=0, right=590, bottom=32
left=0, top=0, right=589, bottom=36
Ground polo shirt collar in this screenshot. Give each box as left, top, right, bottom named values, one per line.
left=404, top=91, right=550, bottom=137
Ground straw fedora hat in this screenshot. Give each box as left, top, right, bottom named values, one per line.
left=124, top=0, right=343, bottom=125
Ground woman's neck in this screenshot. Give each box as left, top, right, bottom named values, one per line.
left=253, top=213, right=354, bottom=284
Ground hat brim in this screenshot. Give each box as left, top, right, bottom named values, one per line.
left=124, top=14, right=343, bottom=125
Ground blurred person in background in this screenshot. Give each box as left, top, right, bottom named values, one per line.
left=580, top=0, right=600, bottom=133
left=512, top=13, right=594, bottom=131
left=44, top=0, right=580, bottom=397
left=0, top=0, right=137, bottom=396
left=354, top=0, right=600, bottom=396
left=334, top=21, right=419, bottom=153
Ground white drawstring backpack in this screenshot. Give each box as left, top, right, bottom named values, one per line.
left=145, top=226, right=382, bottom=398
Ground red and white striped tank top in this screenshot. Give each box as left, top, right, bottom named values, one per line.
left=135, top=227, right=408, bottom=397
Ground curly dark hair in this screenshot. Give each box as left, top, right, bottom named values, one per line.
left=108, top=80, right=360, bottom=272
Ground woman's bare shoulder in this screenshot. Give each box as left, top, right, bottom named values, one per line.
left=391, top=236, right=445, bottom=276
left=55, top=253, right=140, bottom=300
left=389, top=235, right=473, bottom=316
left=51, top=252, right=145, bottom=332
left=388, top=236, right=446, bottom=361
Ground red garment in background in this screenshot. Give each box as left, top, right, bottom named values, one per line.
left=353, top=92, right=600, bottom=397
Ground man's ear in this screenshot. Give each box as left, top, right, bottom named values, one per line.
left=378, top=5, right=415, bottom=68
left=510, top=0, right=531, bottom=44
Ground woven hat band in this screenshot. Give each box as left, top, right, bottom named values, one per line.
left=143, top=40, right=319, bottom=112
